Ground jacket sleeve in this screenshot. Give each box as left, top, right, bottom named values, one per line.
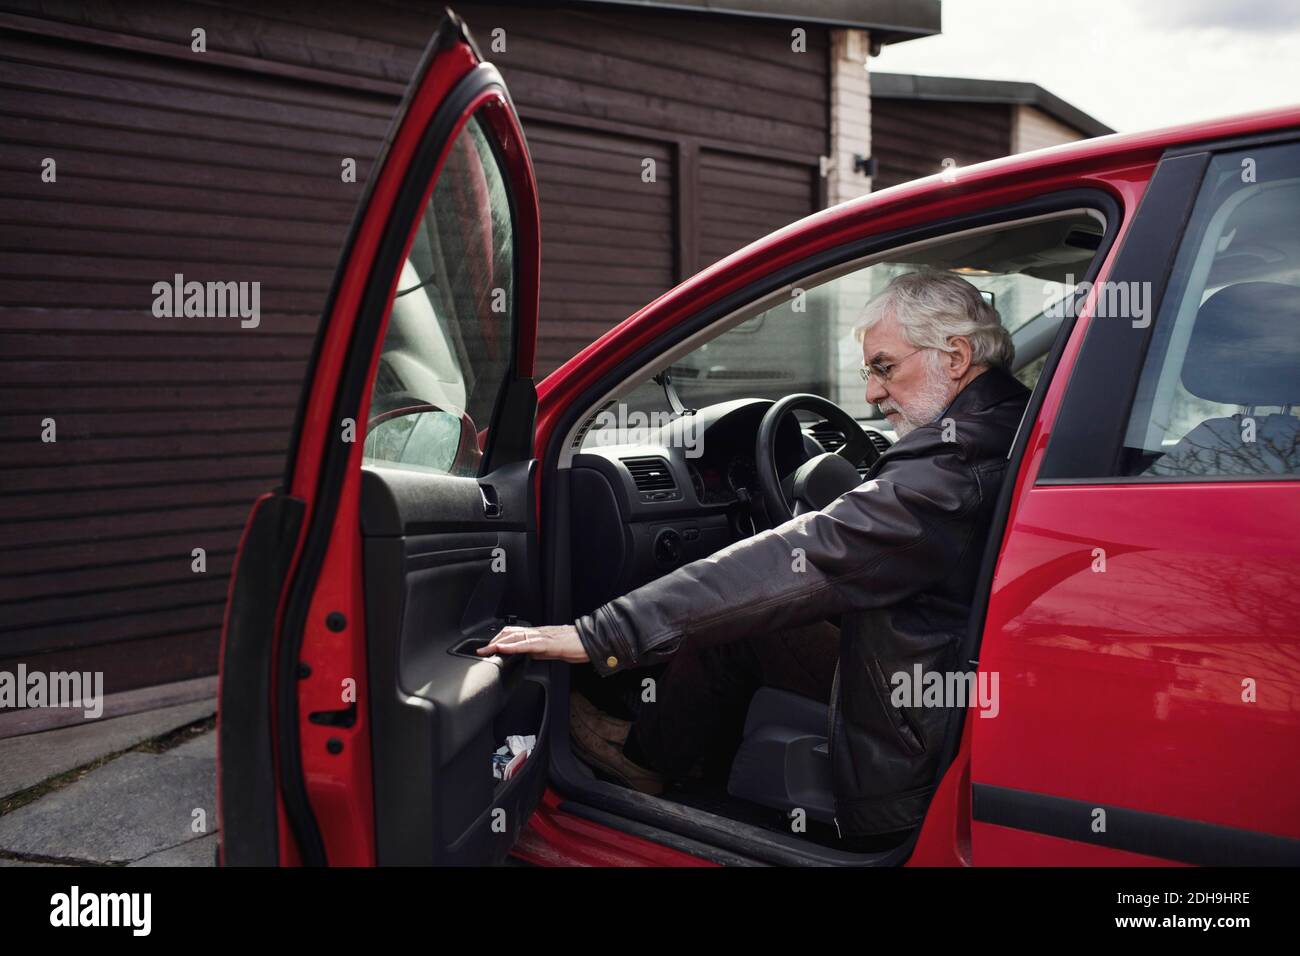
left=573, top=430, right=983, bottom=676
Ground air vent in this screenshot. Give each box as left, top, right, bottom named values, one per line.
left=808, top=422, right=892, bottom=478
left=571, top=401, right=616, bottom=449
left=809, top=421, right=846, bottom=452
left=622, top=456, right=676, bottom=491
left=810, top=421, right=892, bottom=455
left=571, top=411, right=599, bottom=449
left=622, top=456, right=680, bottom=502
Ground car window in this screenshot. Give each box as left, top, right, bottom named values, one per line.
left=363, top=112, right=515, bottom=476
left=671, top=264, right=1073, bottom=425
left=1120, top=143, right=1300, bottom=478
left=584, top=210, right=1102, bottom=445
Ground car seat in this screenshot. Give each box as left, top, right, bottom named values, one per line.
left=1146, top=281, right=1300, bottom=477
left=726, top=687, right=836, bottom=824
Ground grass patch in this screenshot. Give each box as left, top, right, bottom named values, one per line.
left=139, top=714, right=216, bottom=754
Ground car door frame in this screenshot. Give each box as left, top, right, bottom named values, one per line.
left=219, top=11, right=542, bottom=866
left=530, top=175, right=1131, bottom=866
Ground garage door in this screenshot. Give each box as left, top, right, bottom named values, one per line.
left=528, top=122, right=675, bottom=378
left=0, top=25, right=392, bottom=693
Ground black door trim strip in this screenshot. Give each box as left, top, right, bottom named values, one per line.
left=972, top=783, right=1300, bottom=866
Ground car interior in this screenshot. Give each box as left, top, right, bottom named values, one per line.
left=546, top=209, right=1109, bottom=857
left=307, top=85, right=1300, bottom=866
left=351, top=188, right=1119, bottom=864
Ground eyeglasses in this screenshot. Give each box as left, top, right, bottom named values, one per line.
left=858, top=347, right=929, bottom=384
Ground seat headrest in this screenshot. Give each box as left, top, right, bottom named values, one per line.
left=1183, top=281, right=1300, bottom=406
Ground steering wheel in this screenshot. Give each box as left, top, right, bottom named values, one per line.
left=756, top=394, right=883, bottom=523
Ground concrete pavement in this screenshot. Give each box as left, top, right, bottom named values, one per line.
left=0, top=700, right=218, bottom=867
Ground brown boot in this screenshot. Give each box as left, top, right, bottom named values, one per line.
left=569, top=692, right=665, bottom=795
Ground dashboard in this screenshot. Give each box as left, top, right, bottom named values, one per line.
left=567, top=398, right=891, bottom=617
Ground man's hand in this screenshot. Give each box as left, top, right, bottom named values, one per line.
left=477, top=623, right=590, bottom=663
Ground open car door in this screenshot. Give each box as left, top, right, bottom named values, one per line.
left=219, top=9, right=546, bottom=866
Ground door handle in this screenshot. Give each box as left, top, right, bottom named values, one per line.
left=449, top=618, right=532, bottom=666
left=479, top=483, right=502, bottom=518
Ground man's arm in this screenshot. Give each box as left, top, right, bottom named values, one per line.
left=573, top=432, right=981, bottom=676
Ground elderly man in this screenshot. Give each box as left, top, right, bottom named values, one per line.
left=480, top=270, right=1029, bottom=843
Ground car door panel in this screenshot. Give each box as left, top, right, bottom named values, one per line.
left=972, top=485, right=1300, bottom=865
left=361, top=460, right=547, bottom=865
left=971, top=139, right=1300, bottom=865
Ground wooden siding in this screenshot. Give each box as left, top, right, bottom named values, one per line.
left=0, top=0, right=827, bottom=693
left=698, top=148, right=820, bottom=269
left=869, top=98, right=1012, bottom=190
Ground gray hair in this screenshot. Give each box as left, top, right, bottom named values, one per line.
left=854, top=270, right=1015, bottom=369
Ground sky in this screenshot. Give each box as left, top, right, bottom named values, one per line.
left=870, top=0, right=1300, bottom=133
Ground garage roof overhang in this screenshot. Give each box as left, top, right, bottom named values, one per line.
left=871, top=72, right=1115, bottom=137
left=563, top=0, right=942, bottom=45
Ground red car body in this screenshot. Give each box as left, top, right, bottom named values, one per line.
left=216, top=11, right=1300, bottom=867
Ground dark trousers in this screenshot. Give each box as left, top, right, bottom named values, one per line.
left=623, top=620, right=840, bottom=780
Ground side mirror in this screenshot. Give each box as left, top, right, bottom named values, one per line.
left=365, top=401, right=481, bottom=474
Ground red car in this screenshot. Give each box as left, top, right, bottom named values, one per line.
left=216, top=11, right=1300, bottom=866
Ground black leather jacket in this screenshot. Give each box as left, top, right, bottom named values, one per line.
left=574, top=366, right=1030, bottom=836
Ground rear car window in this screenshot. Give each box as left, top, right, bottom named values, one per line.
left=1120, top=143, right=1300, bottom=479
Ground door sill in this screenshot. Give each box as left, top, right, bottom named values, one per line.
left=543, top=668, right=913, bottom=867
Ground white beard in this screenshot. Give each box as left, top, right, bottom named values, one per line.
left=879, top=352, right=955, bottom=438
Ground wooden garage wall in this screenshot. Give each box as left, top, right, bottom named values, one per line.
left=698, top=149, right=819, bottom=269
left=869, top=98, right=1012, bottom=191
left=0, top=5, right=396, bottom=695
left=0, top=1, right=827, bottom=695
left=465, top=2, right=829, bottom=373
